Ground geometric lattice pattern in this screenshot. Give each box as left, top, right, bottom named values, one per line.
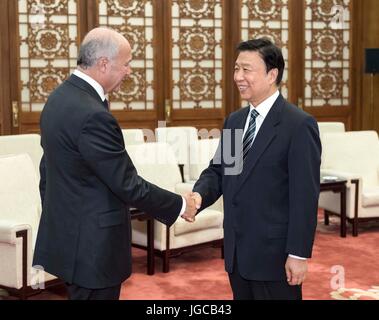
left=241, top=0, right=289, bottom=100
left=304, top=0, right=350, bottom=107
left=18, top=0, right=79, bottom=112
left=172, top=0, right=223, bottom=109
left=99, top=0, right=155, bottom=111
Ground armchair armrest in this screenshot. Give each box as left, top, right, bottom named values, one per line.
left=175, top=182, right=195, bottom=195
left=0, top=220, right=31, bottom=244
left=174, top=182, right=223, bottom=213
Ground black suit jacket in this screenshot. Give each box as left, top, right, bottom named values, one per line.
left=33, top=74, right=182, bottom=289
left=193, top=94, right=321, bottom=281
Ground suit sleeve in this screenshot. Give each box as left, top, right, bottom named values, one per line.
left=286, top=115, right=321, bottom=258
left=78, top=111, right=182, bottom=227
left=192, top=119, right=226, bottom=211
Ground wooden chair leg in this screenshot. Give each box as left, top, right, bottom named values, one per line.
left=324, top=210, right=330, bottom=226
left=221, top=244, right=224, bottom=259
left=163, top=250, right=170, bottom=273
left=353, top=217, right=359, bottom=237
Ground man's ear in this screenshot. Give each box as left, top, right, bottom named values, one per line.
left=269, top=68, right=279, bottom=85
left=97, top=57, right=108, bottom=73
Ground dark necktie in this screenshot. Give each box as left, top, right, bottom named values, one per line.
left=103, top=98, right=109, bottom=110
left=242, top=108, right=259, bottom=160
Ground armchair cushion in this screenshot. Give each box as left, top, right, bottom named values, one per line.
left=362, top=187, right=379, bottom=207
left=0, top=134, right=42, bottom=177
left=174, top=209, right=223, bottom=236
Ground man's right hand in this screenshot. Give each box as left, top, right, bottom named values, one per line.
left=181, top=193, right=197, bottom=222
left=190, top=192, right=202, bottom=209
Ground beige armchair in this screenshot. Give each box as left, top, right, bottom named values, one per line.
left=189, top=137, right=220, bottom=182
left=155, top=127, right=198, bottom=182
left=127, top=142, right=223, bottom=272
left=0, top=134, right=42, bottom=177
left=319, top=131, right=379, bottom=236
left=121, top=129, right=145, bottom=146
left=0, top=154, right=59, bottom=299
left=317, top=122, right=345, bottom=136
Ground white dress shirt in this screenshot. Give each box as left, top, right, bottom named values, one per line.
left=73, top=69, right=107, bottom=102
left=72, top=70, right=187, bottom=217
left=242, top=90, right=305, bottom=261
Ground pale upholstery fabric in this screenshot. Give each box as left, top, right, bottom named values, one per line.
left=317, top=122, right=345, bottom=169
left=155, top=127, right=198, bottom=182
left=121, top=129, right=145, bottom=146
left=317, top=122, right=345, bottom=136
left=174, top=209, right=222, bottom=236
left=0, top=134, right=42, bottom=177
left=362, top=186, right=379, bottom=207
left=127, top=142, right=223, bottom=252
left=319, top=131, right=379, bottom=219
left=189, top=138, right=220, bottom=181
left=0, top=154, right=56, bottom=289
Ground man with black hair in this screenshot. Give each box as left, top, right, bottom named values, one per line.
left=188, top=38, right=321, bottom=300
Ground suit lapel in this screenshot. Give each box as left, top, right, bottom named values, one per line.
left=233, top=94, right=285, bottom=196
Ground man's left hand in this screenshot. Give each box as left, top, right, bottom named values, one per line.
left=285, top=256, right=308, bottom=286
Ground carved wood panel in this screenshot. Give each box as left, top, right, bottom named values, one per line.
left=240, top=0, right=289, bottom=100
left=171, top=0, right=224, bottom=110
left=18, top=0, right=79, bottom=113
left=98, top=0, right=155, bottom=111
left=304, top=0, right=351, bottom=107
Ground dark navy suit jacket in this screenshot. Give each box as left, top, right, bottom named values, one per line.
left=33, top=74, right=182, bottom=289
left=194, top=94, right=321, bottom=281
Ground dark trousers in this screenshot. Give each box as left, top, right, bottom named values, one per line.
left=228, top=253, right=302, bottom=300
left=66, top=283, right=121, bottom=300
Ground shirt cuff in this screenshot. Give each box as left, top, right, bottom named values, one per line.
left=179, top=196, right=186, bottom=216
left=288, top=254, right=307, bottom=260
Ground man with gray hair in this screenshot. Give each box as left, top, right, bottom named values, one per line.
left=33, top=27, right=197, bottom=300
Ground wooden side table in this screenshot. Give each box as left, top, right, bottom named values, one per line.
left=130, top=209, right=155, bottom=275
left=320, top=177, right=347, bottom=237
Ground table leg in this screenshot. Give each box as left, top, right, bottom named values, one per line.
left=147, top=218, right=155, bottom=275
left=340, top=185, right=347, bottom=237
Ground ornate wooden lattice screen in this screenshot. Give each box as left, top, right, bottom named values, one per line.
left=171, top=0, right=223, bottom=110
left=304, top=0, right=350, bottom=107
left=99, top=0, right=155, bottom=111
left=18, top=0, right=79, bottom=112
left=240, top=0, right=289, bottom=99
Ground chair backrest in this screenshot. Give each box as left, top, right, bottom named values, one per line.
left=155, top=127, right=198, bottom=182
left=322, top=131, right=379, bottom=188
left=127, top=142, right=182, bottom=192
left=121, top=129, right=145, bottom=146
left=155, top=127, right=198, bottom=165
left=317, top=122, right=346, bottom=136
left=189, top=138, right=220, bottom=181
left=0, top=154, right=41, bottom=248
left=0, top=134, right=42, bottom=177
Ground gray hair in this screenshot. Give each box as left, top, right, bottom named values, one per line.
left=77, top=36, right=120, bottom=68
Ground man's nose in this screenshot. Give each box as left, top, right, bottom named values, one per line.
left=234, top=69, right=243, bottom=81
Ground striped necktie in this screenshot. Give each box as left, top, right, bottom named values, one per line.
left=242, top=108, right=259, bottom=160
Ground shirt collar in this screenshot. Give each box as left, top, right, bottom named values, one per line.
left=73, top=69, right=106, bottom=102
left=249, top=90, right=280, bottom=119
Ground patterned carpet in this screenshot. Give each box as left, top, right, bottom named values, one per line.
left=1, top=211, right=379, bottom=300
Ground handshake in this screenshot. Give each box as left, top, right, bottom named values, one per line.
left=181, top=192, right=202, bottom=223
